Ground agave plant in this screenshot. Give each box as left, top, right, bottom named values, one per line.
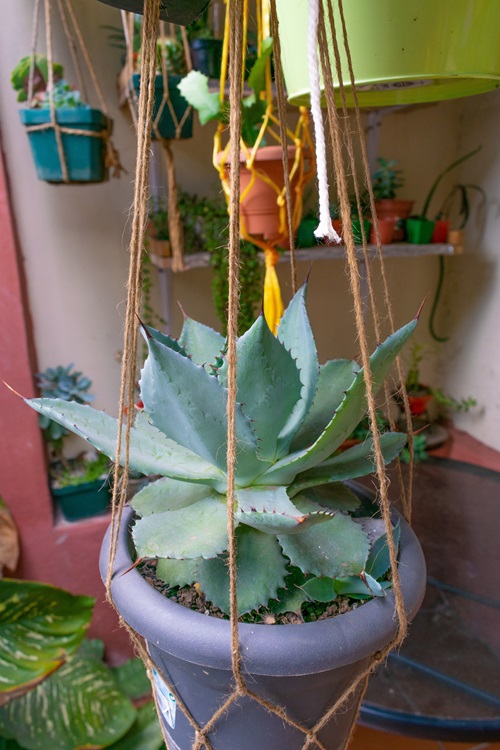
left=25, top=284, right=416, bottom=616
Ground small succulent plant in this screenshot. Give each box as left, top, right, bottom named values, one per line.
left=25, top=285, right=416, bottom=616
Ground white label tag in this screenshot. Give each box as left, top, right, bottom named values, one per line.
left=152, top=668, right=177, bottom=729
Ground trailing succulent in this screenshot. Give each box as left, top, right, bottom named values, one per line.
left=25, top=284, right=416, bottom=617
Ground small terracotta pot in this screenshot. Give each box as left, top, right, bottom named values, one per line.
left=408, top=393, right=433, bottom=418
left=447, top=228, right=464, bottom=246
left=331, top=219, right=343, bottom=241
left=219, top=145, right=303, bottom=243
left=375, top=200, right=414, bottom=241
left=147, top=236, right=171, bottom=258
left=431, top=220, right=450, bottom=243
left=369, top=218, right=394, bottom=244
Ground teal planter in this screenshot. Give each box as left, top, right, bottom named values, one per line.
left=406, top=217, right=436, bottom=244
left=52, top=479, right=111, bottom=522
left=132, top=73, right=193, bottom=140
left=20, top=108, right=109, bottom=183
left=352, top=218, right=371, bottom=244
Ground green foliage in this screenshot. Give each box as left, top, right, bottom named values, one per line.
left=421, top=146, right=482, bottom=219
left=178, top=37, right=274, bottom=146
left=37, top=80, right=85, bottom=109
left=51, top=451, right=110, bottom=489
left=0, top=581, right=164, bottom=750
left=435, top=183, right=487, bottom=229
left=25, top=285, right=416, bottom=616
left=371, top=157, right=404, bottom=201
left=10, top=56, right=63, bottom=103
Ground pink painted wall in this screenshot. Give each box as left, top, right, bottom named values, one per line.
left=0, top=141, right=132, bottom=664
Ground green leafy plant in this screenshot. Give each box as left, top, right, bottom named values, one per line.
left=0, top=579, right=164, bottom=750
left=435, top=183, right=487, bottom=229
left=178, top=37, right=274, bottom=146
left=419, top=146, right=482, bottom=220
left=10, top=55, right=63, bottom=103
left=371, top=158, right=404, bottom=201
left=25, top=284, right=417, bottom=617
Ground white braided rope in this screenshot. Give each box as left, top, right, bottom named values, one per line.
left=308, top=0, right=340, bottom=243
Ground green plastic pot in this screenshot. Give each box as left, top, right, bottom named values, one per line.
left=275, top=0, right=500, bottom=107
left=20, top=108, right=108, bottom=183
left=405, top=217, right=435, bottom=245
left=296, top=216, right=318, bottom=248
left=132, top=73, right=193, bottom=140
left=52, top=479, right=111, bottom=522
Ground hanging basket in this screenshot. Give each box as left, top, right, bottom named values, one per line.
left=101, top=498, right=426, bottom=750
left=20, top=108, right=110, bottom=183
left=97, top=0, right=210, bottom=26
left=275, top=0, right=500, bottom=108
left=131, top=73, right=193, bottom=140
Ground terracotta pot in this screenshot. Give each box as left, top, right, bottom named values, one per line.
left=375, top=199, right=414, bottom=241
left=147, top=237, right=171, bottom=258
left=369, top=218, right=394, bottom=244
left=431, top=220, right=450, bottom=243
left=447, top=228, right=464, bottom=246
left=408, top=393, right=433, bottom=418
left=219, top=145, right=303, bottom=243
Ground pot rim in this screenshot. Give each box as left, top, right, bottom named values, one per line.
left=100, top=488, right=426, bottom=677
left=217, top=144, right=300, bottom=166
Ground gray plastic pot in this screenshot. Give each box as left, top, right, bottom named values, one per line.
left=97, top=0, right=210, bottom=26
left=100, top=492, right=426, bottom=750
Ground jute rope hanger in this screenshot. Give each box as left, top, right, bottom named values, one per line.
left=27, top=0, right=124, bottom=183
left=106, top=0, right=414, bottom=748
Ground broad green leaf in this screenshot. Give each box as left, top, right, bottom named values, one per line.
left=247, top=37, right=274, bottom=97
left=259, top=317, right=417, bottom=485
left=144, top=325, right=187, bottom=357
left=367, top=522, right=401, bottom=580
left=0, top=641, right=136, bottom=750
left=177, top=71, right=221, bottom=125
left=288, top=433, right=407, bottom=495
left=112, top=659, right=151, bottom=701
left=25, top=399, right=225, bottom=488
left=197, top=526, right=288, bottom=615
left=302, top=577, right=337, bottom=603
left=278, top=513, right=369, bottom=579
left=140, top=338, right=263, bottom=483
left=0, top=580, right=93, bottom=702
left=276, top=284, right=319, bottom=455
left=291, top=359, right=360, bottom=451
left=220, top=316, right=302, bottom=461
left=155, top=558, right=199, bottom=587
left=0, top=737, right=26, bottom=749
left=178, top=316, right=225, bottom=371
left=132, top=477, right=216, bottom=516
left=107, top=702, right=165, bottom=750
left=269, top=585, right=307, bottom=616
left=235, top=486, right=333, bottom=534
left=293, top=482, right=361, bottom=512
left=132, top=493, right=228, bottom=560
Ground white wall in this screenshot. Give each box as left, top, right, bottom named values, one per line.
left=1, top=2, right=498, bottom=448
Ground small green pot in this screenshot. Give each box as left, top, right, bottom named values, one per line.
left=19, top=108, right=108, bottom=183
left=405, top=217, right=436, bottom=244
left=351, top=218, right=371, bottom=244
left=52, top=480, right=111, bottom=522
left=296, top=217, right=318, bottom=248
left=132, top=73, right=193, bottom=140
left=190, top=39, right=223, bottom=80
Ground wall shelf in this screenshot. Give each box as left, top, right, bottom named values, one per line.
left=149, top=243, right=460, bottom=272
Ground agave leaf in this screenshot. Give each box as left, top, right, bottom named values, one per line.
left=335, top=576, right=391, bottom=599
left=293, top=482, right=361, bottom=512
left=366, top=521, right=401, bottom=580
left=0, top=580, right=93, bottom=703
left=302, top=576, right=337, bottom=603
left=132, top=477, right=216, bottom=516
left=220, top=316, right=303, bottom=461
left=258, top=317, right=417, bottom=486
left=177, top=71, right=222, bottom=125
left=290, top=359, right=360, bottom=451
left=107, top=702, right=165, bottom=750
left=132, top=493, right=228, bottom=560
left=236, top=486, right=334, bottom=534
left=278, top=513, right=369, bottom=579
left=269, top=585, right=308, bottom=615
left=155, top=557, right=199, bottom=588
left=197, top=526, right=288, bottom=615
left=144, top=325, right=187, bottom=356
left=0, top=640, right=136, bottom=750
left=140, top=338, right=264, bottom=482
left=288, top=432, right=407, bottom=495
left=276, top=284, right=319, bottom=455
left=24, top=399, right=225, bottom=488
left=178, top=315, right=225, bottom=371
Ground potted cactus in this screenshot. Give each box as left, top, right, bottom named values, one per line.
left=371, top=157, right=414, bottom=241
left=22, top=284, right=425, bottom=749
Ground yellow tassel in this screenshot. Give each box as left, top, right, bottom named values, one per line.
left=264, top=248, right=284, bottom=335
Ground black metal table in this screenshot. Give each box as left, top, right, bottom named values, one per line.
left=359, top=458, right=500, bottom=742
